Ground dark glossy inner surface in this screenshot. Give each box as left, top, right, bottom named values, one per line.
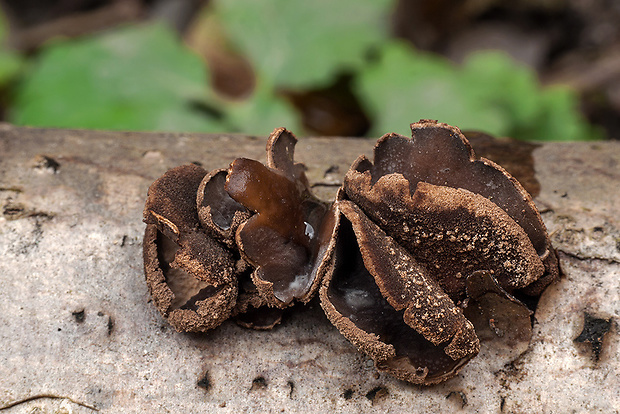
left=464, top=271, right=532, bottom=350
left=235, top=306, right=284, bottom=330
left=267, top=128, right=299, bottom=180
left=246, top=226, right=312, bottom=300
left=156, top=230, right=212, bottom=310
left=199, top=170, right=247, bottom=230
left=237, top=266, right=258, bottom=294
left=327, top=216, right=462, bottom=380
left=226, top=158, right=309, bottom=247
left=226, top=158, right=320, bottom=303
left=462, top=130, right=541, bottom=197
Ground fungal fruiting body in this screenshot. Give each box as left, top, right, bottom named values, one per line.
left=318, top=120, right=558, bottom=384
left=143, top=128, right=327, bottom=332
left=142, top=120, right=559, bottom=385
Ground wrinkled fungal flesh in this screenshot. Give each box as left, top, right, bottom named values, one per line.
left=142, top=120, right=560, bottom=385
left=319, top=119, right=559, bottom=384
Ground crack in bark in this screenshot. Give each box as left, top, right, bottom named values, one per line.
left=0, top=394, right=99, bottom=411
left=0, top=187, right=22, bottom=193
left=557, top=249, right=620, bottom=265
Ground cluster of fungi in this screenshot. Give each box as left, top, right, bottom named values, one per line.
left=143, top=120, right=559, bottom=385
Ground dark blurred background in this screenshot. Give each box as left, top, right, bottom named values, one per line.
left=0, top=0, right=618, bottom=141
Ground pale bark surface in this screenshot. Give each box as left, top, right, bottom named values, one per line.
left=0, top=124, right=618, bottom=413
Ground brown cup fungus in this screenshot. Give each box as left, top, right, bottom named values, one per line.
left=142, top=120, right=559, bottom=385
left=318, top=120, right=559, bottom=384
left=143, top=128, right=328, bottom=332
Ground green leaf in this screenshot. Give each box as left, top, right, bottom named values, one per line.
left=0, top=8, right=23, bottom=86
left=10, top=22, right=225, bottom=132
left=214, top=0, right=393, bottom=90
left=356, top=42, right=601, bottom=141
left=356, top=42, right=509, bottom=137
left=223, top=80, right=303, bottom=136
left=0, top=50, right=22, bottom=86
left=528, top=87, right=602, bottom=141
left=460, top=51, right=540, bottom=128
left=459, top=51, right=601, bottom=140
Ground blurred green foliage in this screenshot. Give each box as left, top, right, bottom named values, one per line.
left=222, top=80, right=303, bottom=135
left=357, top=42, right=601, bottom=140
left=213, top=0, right=392, bottom=90
left=5, top=0, right=603, bottom=140
left=0, top=12, right=22, bottom=90
left=11, top=23, right=225, bottom=132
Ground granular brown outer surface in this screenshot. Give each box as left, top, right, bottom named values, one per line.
left=318, top=121, right=556, bottom=385
left=0, top=124, right=618, bottom=413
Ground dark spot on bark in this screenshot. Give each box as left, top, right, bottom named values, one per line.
left=0, top=186, right=22, bottom=193
left=342, top=389, right=354, bottom=400
left=2, top=202, right=54, bottom=221
left=446, top=390, right=468, bottom=408
left=495, top=357, right=527, bottom=387
left=96, top=311, right=114, bottom=335
left=197, top=371, right=211, bottom=391
left=287, top=380, right=295, bottom=398
left=107, top=316, right=114, bottom=336
left=365, top=386, right=388, bottom=404
left=72, top=309, right=85, bottom=323
left=324, top=165, right=339, bottom=176
left=574, top=312, right=612, bottom=362
left=2, top=204, right=24, bottom=219
left=33, top=155, right=60, bottom=173
left=500, top=396, right=506, bottom=412
left=250, top=376, right=267, bottom=391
